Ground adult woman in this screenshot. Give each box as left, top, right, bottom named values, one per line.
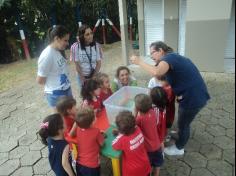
left=37, top=25, right=72, bottom=109
left=111, top=66, right=137, bottom=93
left=130, top=41, right=210, bottom=156
left=70, top=24, right=103, bottom=88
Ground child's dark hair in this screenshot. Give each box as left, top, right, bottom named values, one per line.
left=116, top=66, right=131, bottom=78
left=81, top=79, right=100, bottom=101
left=48, top=25, right=69, bottom=44
left=150, top=87, right=168, bottom=110
left=115, top=111, right=136, bottom=135
left=75, top=107, right=95, bottom=129
left=38, top=114, right=64, bottom=145
left=56, top=96, right=76, bottom=116
left=134, top=94, right=152, bottom=113
left=77, top=24, right=96, bottom=50
left=95, top=72, right=109, bottom=86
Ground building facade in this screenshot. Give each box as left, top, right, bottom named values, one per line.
left=118, top=0, right=235, bottom=73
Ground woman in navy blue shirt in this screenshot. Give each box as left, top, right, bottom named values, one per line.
left=130, top=41, right=210, bottom=156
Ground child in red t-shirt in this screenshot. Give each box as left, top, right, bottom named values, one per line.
left=81, top=79, right=103, bottom=117
left=134, top=94, right=163, bottom=176
left=56, top=96, right=77, bottom=137
left=148, top=76, right=176, bottom=129
left=95, top=73, right=113, bottom=104
left=75, top=107, right=104, bottom=176
left=112, top=111, right=151, bottom=176
left=150, top=87, right=168, bottom=150
left=159, top=77, right=176, bottom=129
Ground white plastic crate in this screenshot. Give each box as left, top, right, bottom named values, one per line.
left=104, top=86, right=149, bottom=124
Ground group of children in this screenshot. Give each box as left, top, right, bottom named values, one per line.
left=38, top=68, right=176, bottom=176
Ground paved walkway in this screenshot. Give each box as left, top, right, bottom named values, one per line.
left=0, top=56, right=235, bottom=175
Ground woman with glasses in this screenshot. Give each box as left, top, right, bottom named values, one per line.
left=130, top=41, right=210, bottom=156
left=70, top=24, right=103, bottom=88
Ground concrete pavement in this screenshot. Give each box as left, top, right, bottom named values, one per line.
left=0, top=63, right=234, bottom=176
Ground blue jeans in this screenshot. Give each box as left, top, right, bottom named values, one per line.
left=77, top=75, right=83, bottom=89
left=175, top=106, right=202, bottom=149
left=46, top=88, right=73, bottom=107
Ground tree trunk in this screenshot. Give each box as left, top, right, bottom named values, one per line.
left=0, top=24, right=13, bottom=64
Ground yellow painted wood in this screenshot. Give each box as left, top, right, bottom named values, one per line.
left=71, top=143, right=77, bottom=161
left=111, top=158, right=121, bottom=176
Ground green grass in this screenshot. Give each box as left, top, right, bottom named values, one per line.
left=0, top=59, right=37, bottom=93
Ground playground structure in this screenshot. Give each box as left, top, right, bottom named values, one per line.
left=13, top=0, right=134, bottom=59
left=93, top=8, right=121, bottom=45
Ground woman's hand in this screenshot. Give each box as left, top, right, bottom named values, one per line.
left=130, top=55, right=141, bottom=65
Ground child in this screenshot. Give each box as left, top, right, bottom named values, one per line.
left=148, top=77, right=162, bottom=89
left=148, top=76, right=176, bottom=129
left=150, top=87, right=168, bottom=146
left=81, top=79, right=103, bottom=116
left=111, top=66, right=137, bottom=92
left=95, top=73, right=113, bottom=103
left=56, top=96, right=77, bottom=136
left=75, top=107, right=104, bottom=176
left=134, top=94, right=164, bottom=176
left=112, top=111, right=151, bottom=176
left=38, top=114, right=75, bottom=176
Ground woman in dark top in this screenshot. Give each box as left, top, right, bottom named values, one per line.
left=130, top=41, right=210, bottom=156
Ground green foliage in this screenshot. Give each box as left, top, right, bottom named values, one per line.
left=0, top=0, right=11, bottom=9
left=0, top=0, right=138, bottom=62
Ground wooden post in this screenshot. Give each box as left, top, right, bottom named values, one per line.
left=118, top=0, right=129, bottom=65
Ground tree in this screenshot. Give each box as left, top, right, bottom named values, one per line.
left=0, top=0, right=11, bottom=8
left=0, top=0, right=13, bottom=63
left=0, top=0, right=124, bottom=62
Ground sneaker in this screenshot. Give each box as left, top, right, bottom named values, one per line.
left=164, top=145, right=184, bottom=156
left=170, top=130, right=178, bottom=134
left=165, top=135, right=172, bottom=142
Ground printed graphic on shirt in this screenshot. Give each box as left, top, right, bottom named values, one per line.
left=60, top=74, right=70, bottom=90
left=57, top=57, right=66, bottom=67
left=37, top=46, right=70, bottom=93
left=130, top=133, right=144, bottom=150
left=70, top=42, right=103, bottom=76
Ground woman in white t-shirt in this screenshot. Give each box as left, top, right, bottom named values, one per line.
left=37, top=25, right=72, bottom=109
left=70, top=24, right=103, bottom=88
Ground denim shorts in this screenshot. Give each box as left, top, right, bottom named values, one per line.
left=147, top=148, right=164, bottom=167
left=46, top=87, right=73, bottom=107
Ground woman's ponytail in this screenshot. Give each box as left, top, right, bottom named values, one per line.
left=150, top=41, right=174, bottom=54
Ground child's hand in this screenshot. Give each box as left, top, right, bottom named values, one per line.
left=112, top=129, right=119, bottom=136
left=130, top=55, right=141, bottom=65
left=101, top=131, right=107, bottom=138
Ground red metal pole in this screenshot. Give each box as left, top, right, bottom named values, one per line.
left=93, top=19, right=101, bottom=33
left=106, top=18, right=121, bottom=38
left=129, top=17, right=133, bottom=41
left=102, top=19, right=106, bottom=44
left=78, top=22, right=82, bottom=28
left=19, top=30, right=30, bottom=60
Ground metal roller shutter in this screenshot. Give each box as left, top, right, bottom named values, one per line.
left=144, top=0, right=164, bottom=55
left=225, top=0, right=235, bottom=59
left=178, top=0, right=187, bottom=56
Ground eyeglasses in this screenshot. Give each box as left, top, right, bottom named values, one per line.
left=150, top=50, right=158, bottom=56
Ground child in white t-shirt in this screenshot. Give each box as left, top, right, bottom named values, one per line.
left=148, top=77, right=162, bottom=89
